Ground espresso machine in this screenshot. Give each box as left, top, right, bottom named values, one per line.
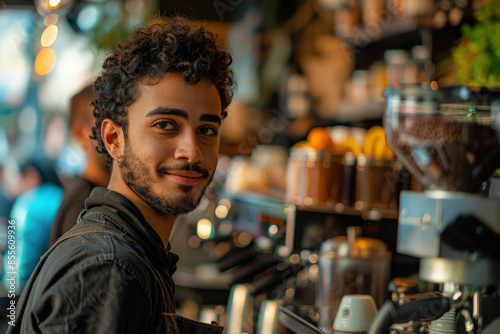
left=368, top=86, right=500, bottom=334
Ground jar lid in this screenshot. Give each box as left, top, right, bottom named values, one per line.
left=290, top=148, right=338, bottom=160
left=320, top=227, right=391, bottom=259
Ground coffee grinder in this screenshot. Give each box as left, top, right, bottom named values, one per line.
left=368, top=86, right=500, bottom=334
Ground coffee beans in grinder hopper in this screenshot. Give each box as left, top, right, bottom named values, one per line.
left=391, top=117, right=500, bottom=192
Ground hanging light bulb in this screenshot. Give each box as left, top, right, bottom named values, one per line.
left=35, top=0, right=75, bottom=17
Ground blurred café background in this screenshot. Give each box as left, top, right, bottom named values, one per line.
left=1, top=0, right=500, bottom=333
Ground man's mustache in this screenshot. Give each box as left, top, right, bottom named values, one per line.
left=158, top=164, right=210, bottom=179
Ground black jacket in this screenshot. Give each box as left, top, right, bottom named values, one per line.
left=8, top=188, right=223, bottom=334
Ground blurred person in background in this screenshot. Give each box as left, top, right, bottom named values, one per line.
left=0, top=129, right=12, bottom=255
left=1, top=156, right=63, bottom=293
left=9, top=16, right=234, bottom=333
left=0, top=167, right=11, bottom=225
left=49, top=84, right=110, bottom=246
left=0, top=167, right=12, bottom=272
left=0, top=168, right=10, bottom=246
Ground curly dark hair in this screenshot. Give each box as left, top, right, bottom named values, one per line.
left=91, top=16, right=235, bottom=168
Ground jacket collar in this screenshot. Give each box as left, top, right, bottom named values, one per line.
left=83, top=187, right=179, bottom=275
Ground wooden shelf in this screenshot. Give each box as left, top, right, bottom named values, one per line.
left=220, top=190, right=399, bottom=221
left=289, top=203, right=398, bottom=221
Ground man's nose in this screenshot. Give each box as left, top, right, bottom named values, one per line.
left=174, top=131, right=203, bottom=163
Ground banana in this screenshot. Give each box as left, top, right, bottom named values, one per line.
left=333, top=137, right=362, bottom=157
left=364, top=126, right=393, bottom=160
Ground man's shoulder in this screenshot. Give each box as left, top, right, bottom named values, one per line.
left=15, top=229, right=158, bottom=334
left=43, top=221, right=154, bottom=292
left=52, top=220, right=149, bottom=266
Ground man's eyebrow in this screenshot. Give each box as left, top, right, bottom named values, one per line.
left=146, top=108, right=188, bottom=119
left=200, top=114, right=221, bottom=125
left=146, top=107, right=221, bottom=125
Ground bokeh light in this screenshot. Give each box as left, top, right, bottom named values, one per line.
left=35, top=0, right=75, bottom=16
left=49, top=0, right=61, bottom=8
left=268, top=224, right=279, bottom=235
left=43, top=14, right=58, bottom=26
left=34, top=48, right=56, bottom=75
left=76, top=5, right=100, bottom=32
left=41, top=25, right=58, bottom=47
left=197, top=219, right=213, bottom=240
left=215, top=204, right=228, bottom=219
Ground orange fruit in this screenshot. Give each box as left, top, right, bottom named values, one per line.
left=307, top=127, right=334, bottom=152
left=293, top=140, right=310, bottom=150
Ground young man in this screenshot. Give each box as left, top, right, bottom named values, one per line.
left=9, top=16, right=234, bottom=334
left=49, top=84, right=111, bottom=246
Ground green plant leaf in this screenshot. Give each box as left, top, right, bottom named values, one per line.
left=452, top=1, right=500, bottom=88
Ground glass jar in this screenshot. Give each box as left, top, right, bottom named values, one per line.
left=286, top=148, right=354, bottom=207
left=354, top=154, right=401, bottom=211
left=383, top=85, right=500, bottom=192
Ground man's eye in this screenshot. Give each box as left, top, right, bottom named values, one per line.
left=155, top=121, right=175, bottom=130
left=199, top=127, right=218, bottom=136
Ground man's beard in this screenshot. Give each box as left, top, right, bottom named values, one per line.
left=118, top=143, right=213, bottom=216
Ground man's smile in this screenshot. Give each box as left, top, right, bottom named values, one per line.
left=164, top=170, right=205, bottom=185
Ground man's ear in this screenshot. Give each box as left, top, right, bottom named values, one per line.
left=101, top=119, right=124, bottom=160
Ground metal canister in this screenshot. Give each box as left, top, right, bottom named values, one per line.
left=316, top=227, right=391, bottom=328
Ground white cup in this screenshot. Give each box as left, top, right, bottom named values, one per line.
left=333, top=294, right=378, bottom=333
